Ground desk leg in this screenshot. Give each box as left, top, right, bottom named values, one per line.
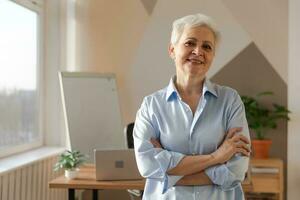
left=68, top=188, right=75, bottom=200
left=92, top=189, right=98, bottom=200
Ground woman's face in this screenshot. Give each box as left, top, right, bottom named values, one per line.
left=169, top=26, right=216, bottom=80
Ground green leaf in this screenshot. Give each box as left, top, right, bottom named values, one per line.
left=53, top=149, right=88, bottom=171
left=241, top=91, right=290, bottom=139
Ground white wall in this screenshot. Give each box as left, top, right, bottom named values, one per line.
left=288, top=0, right=300, bottom=198
left=44, top=0, right=69, bottom=146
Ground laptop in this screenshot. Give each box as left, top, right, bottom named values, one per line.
left=94, top=149, right=142, bottom=180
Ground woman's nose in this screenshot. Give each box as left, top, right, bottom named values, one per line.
left=192, top=46, right=204, bottom=56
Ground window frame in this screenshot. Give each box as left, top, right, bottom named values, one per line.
left=0, top=0, right=44, bottom=158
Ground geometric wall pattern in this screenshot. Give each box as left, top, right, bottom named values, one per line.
left=129, top=0, right=252, bottom=114
left=140, top=0, right=288, bottom=82
left=75, top=0, right=288, bottom=196
left=136, top=0, right=288, bottom=196
left=140, top=0, right=157, bottom=15
left=211, top=42, right=287, bottom=198
left=211, top=42, right=287, bottom=161
left=136, top=0, right=287, bottom=157
left=222, top=0, right=288, bottom=83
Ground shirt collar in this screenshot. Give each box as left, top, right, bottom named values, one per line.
left=166, top=76, right=179, bottom=101
left=166, top=76, right=218, bottom=101
left=203, top=78, right=218, bottom=98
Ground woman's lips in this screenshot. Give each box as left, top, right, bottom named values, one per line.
left=187, top=58, right=204, bottom=64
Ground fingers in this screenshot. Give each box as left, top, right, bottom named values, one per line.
left=232, top=134, right=250, bottom=144
left=226, top=131, right=235, bottom=140
left=226, top=127, right=242, bottom=139
left=236, top=148, right=251, bottom=157
left=232, top=135, right=251, bottom=156
left=150, top=138, right=157, bottom=145
left=150, top=138, right=162, bottom=148
left=236, top=143, right=251, bottom=153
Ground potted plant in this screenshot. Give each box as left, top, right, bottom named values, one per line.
left=54, top=150, right=87, bottom=179
left=241, top=92, right=290, bottom=159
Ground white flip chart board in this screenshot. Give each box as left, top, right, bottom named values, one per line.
left=59, top=72, right=126, bottom=162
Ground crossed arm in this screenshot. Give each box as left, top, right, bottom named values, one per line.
left=134, top=94, right=251, bottom=190
left=150, top=127, right=251, bottom=186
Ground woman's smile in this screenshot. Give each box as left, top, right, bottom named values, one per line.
left=186, top=57, right=205, bottom=65
left=169, top=25, right=216, bottom=80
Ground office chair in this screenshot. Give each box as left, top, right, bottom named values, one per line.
left=124, top=122, right=143, bottom=200
left=125, top=122, right=135, bottom=149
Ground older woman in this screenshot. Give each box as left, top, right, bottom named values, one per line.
left=133, top=13, right=251, bottom=200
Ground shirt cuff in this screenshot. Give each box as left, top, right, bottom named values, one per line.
left=154, top=149, right=185, bottom=172
left=205, top=164, right=240, bottom=191
left=162, top=174, right=183, bottom=194
left=154, top=149, right=185, bottom=193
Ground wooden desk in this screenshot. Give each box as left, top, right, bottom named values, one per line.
left=49, top=164, right=253, bottom=200
left=49, top=164, right=144, bottom=200
left=248, top=158, right=284, bottom=200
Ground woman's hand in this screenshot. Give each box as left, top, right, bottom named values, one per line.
left=150, top=138, right=162, bottom=149
left=211, top=127, right=251, bottom=164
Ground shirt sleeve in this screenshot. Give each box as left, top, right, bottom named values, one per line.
left=205, top=91, right=250, bottom=191
left=133, top=97, right=185, bottom=193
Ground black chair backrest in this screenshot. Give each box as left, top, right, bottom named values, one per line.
left=125, top=122, right=135, bottom=149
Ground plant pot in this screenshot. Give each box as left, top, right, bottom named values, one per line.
left=251, top=139, right=272, bottom=159
left=65, top=169, right=79, bottom=180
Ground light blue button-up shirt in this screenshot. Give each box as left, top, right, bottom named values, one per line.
left=133, top=77, right=250, bottom=200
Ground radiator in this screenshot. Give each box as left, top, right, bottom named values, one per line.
left=0, top=155, right=67, bottom=200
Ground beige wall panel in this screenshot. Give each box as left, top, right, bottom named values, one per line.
left=21, top=168, right=26, bottom=200
left=288, top=0, right=300, bottom=199
left=223, top=0, right=288, bottom=83
left=8, top=172, right=15, bottom=200
left=1, top=174, right=8, bottom=200
left=75, top=0, right=149, bottom=124
left=26, top=166, right=32, bottom=200
left=15, top=170, right=21, bottom=200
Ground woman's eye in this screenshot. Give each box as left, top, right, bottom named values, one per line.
left=184, top=41, right=196, bottom=47
left=202, top=44, right=212, bottom=51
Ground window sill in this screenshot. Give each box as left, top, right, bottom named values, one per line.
left=0, top=146, right=65, bottom=175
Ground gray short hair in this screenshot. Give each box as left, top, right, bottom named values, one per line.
left=170, top=13, right=221, bottom=46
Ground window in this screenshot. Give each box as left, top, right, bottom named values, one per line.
left=0, top=0, right=43, bottom=157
